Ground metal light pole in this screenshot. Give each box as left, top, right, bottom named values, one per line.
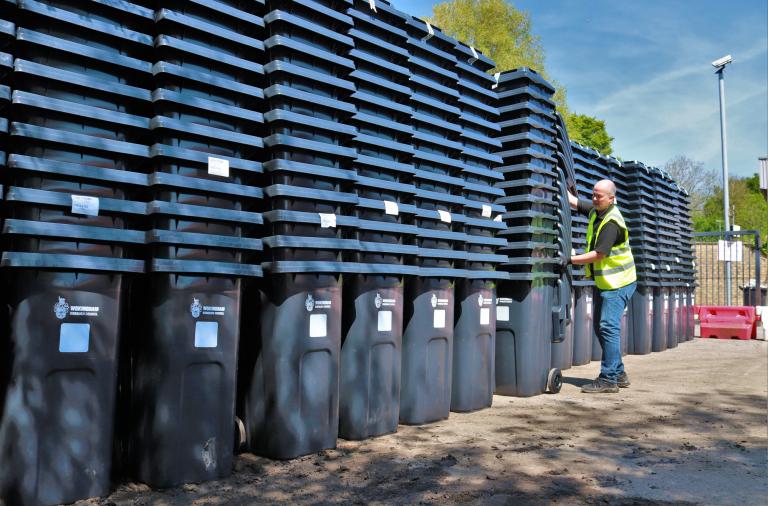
left=712, top=54, right=733, bottom=304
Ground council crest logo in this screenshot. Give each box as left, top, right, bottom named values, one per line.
left=190, top=298, right=203, bottom=318
left=54, top=297, right=69, bottom=320
left=430, top=293, right=438, bottom=308
left=374, top=293, right=383, bottom=309
left=305, top=294, right=315, bottom=312
left=477, top=294, right=484, bottom=307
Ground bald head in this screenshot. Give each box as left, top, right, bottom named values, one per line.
left=594, top=179, right=616, bottom=196
left=592, top=179, right=616, bottom=211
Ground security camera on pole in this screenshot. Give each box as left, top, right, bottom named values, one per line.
left=712, top=54, right=733, bottom=305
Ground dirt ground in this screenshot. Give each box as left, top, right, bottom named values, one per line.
left=90, top=339, right=766, bottom=506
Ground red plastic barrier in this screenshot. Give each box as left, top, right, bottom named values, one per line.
left=698, top=306, right=756, bottom=324
left=698, top=306, right=756, bottom=340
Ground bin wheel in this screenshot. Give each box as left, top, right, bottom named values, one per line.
left=234, top=416, right=247, bottom=452
left=547, top=368, right=562, bottom=394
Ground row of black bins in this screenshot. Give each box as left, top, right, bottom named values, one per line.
left=0, top=1, right=266, bottom=503
left=0, top=1, right=513, bottom=504
left=568, top=144, right=696, bottom=366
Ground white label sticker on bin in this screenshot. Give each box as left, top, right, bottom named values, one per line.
left=319, top=213, right=337, bottom=228
left=666, top=265, right=671, bottom=271
left=377, top=310, right=392, bottom=332
left=586, top=302, right=592, bottom=316
left=650, top=263, right=656, bottom=270
left=480, top=307, right=490, bottom=326
left=194, top=321, right=219, bottom=348
left=492, top=72, right=500, bottom=90
left=368, top=0, right=377, bottom=12
left=59, top=323, right=90, bottom=353
left=437, top=210, right=451, bottom=223
left=424, top=21, right=434, bottom=39
left=676, top=257, right=681, bottom=263
left=71, top=195, right=99, bottom=216
left=208, top=156, right=230, bottom=177
left=433, top=309, right=446, bottom=329
left=309, top=313, right=328, bottom=337
left=496, top=305, right=509, bottom=322
left=494, top=214, right=503, bottom=222
left=481, top=204, right=492, bottom=218
left=384, top=200, right=399, bottom=216
left=469, top=45, right=479, bottom=63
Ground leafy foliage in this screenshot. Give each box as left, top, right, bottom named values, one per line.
left=693, top=175, right=768, bottom=252
left=566, top=114, right=614, bottom=155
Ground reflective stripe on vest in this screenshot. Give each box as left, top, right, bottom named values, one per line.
left=585, top=205, right=637, bottom=290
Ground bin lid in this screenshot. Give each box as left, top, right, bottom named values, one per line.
left=7, top=154, right=149, bottom=187
left=3, top=219, right=145, bottom=245
left=148, top=229, right=263, bottom=251
left=1, top=252, right=145, bottom=273
left=151, top=258, right=262, bottom=277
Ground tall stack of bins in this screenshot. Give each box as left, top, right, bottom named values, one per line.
left=675, top=184, right=696, bottom=340
left=0, top=7, right=12, bottom=441
left=0, top=2, right=151, bottom=504
left=128, top=0, right=265, bottom=488
left=338, top=0, right=417, bottom=441
left=494, top=68, right=560, bottom=397
left=652, top=167, right=678, bottom=349
left=240, top=0, right=356, bottom=460
left=551, top=114, right=574, bottom=372
left=623, top=160, right=666, bottom=352
left=669, top=181, right=688, bottom=342
left=398, top=16, right=465, bottom=424
left=450, top=40, right=507, bottom=412
left=569, top=142, right=597, bottom=364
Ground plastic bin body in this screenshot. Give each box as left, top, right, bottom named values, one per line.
left=571, top=285, right=594, bottom=365
left=652, top=287, right=668, bottom=352
left=667, top=287, right=679, bottom=349
left=629, top=285, right=653, bottom=354
left=400, top=277, right=454, bottom=425
left=130, top=274, right=241, bottom=488
left=242, top=274, right=341, bottom=459
left=742, top=287, right=767, bottom=306
left=551, top=289, right=574, bottom=370
left=339, top=274, right=403, bottom=440
left=451, top=279, right=496, bottom=412
left=494, top=279, right=552, bottom=397
left=0, top=271, right=123, bottom=506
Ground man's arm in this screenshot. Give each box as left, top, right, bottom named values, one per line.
left=567, top=190, right=578, bottom=210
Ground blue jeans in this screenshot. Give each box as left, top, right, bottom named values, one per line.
left=593, top=282, right=636, bottom=383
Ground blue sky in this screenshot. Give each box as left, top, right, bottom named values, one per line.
left=389, top=0, right=767, bottom=178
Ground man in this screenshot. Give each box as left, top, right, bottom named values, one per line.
left=564, top=179, right=636, bottom=393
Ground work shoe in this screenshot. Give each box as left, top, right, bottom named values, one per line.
left=581, top=377, right=619, bottom=393
left=617, top=372, right=630, bottom=388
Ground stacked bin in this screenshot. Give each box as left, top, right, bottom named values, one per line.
left=652, top=167, right=679, bottom=349
left=398, top=16, right=465, bottom=424
left=569, top=143, right=598, bottom=364
left=240, top=0, right=354, bottom=460
left=494, top=68, right=561, bottom=397
left=0, top=2, right=151, bottom=504
left=0, top=5, right=10, bottom=444
left=623, top=160, right=666, bottom=353
left=551, top=114, right=574, bottom=372
left=338, top=0, right=418, bottom=440
left=127, top=0, right=265, bottom=488
left=450, top=40, right=507, bottom=412
left=674, top=185, right=696, bottom=340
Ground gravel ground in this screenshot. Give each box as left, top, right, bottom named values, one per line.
left=85, top=338, right=766, bottom=506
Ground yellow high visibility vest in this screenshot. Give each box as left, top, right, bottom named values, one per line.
left=585, top=205, right=636, bottom=290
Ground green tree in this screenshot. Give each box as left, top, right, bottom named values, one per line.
left=694, top=175, right=768, bottom=252
left=566, top=113, right=614, bottom=155
left=429, top=0, right=570, bottom=115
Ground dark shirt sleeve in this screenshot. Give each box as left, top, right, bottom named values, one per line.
left=576, top=198, right=593, bottom=216
left=593, top=222, right=621, bottom=255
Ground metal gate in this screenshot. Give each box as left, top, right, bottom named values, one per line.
left=694, top=230, right=765, bottom=306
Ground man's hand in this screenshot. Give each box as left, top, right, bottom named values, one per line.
left=556, top=254, right=571, bottom=272
left=567, top=190, right=578, bottom=210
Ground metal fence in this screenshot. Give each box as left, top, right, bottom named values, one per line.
left=694, top=230, right=765, bottom=306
